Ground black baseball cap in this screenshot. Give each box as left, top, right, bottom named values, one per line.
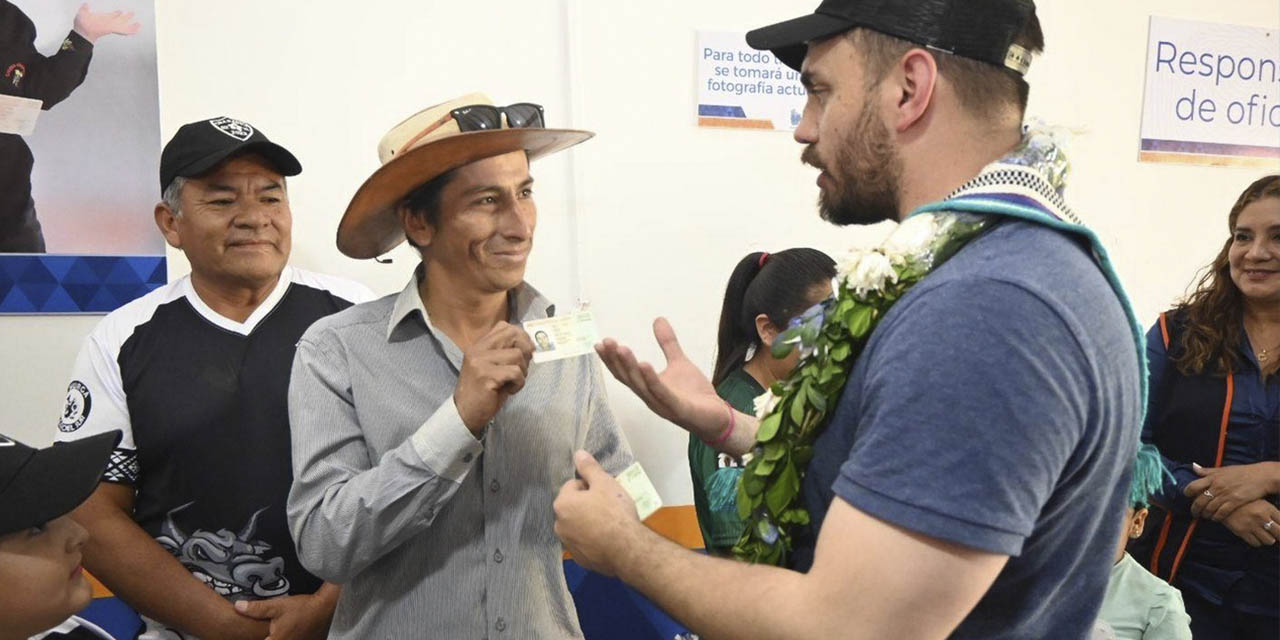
left=0, top=430, right=120, bottom=536
left=159, top=116, right=302, bottom=191
left=746, top=0, right=1037, bottom=75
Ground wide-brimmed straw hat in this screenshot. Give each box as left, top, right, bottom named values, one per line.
left=337, top=92, right=593, bottom=259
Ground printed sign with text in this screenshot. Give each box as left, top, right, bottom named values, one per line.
left=1139, top=16, right=1280, bottom=168
left=696, top=30, right=807, bottom=131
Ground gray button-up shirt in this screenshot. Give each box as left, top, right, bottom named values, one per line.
left=287, top=270, right=633, bottom=639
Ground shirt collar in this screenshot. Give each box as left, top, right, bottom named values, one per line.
left=386, top=264, right=556, bottom=340
left=945, top=162, right=1085, bottom=227
left=182, top=265, right=294, bottom=336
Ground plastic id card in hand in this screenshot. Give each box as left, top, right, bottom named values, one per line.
left=617, top=461, right=663, bottom=521
left=523, top=311, right=600, bottom=364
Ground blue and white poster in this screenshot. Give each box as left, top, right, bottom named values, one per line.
left=1139, top=16, right=1280, bottom=168
left=696, top=30, right=807, bottom=131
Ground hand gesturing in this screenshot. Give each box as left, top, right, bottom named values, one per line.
left=73, top=4, right=142, bottom=44
left=595, top=317, right=728, bottom=443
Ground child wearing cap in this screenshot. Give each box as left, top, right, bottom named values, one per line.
left=1093, top=444, right=1193, bottom=640
left=0, top=431, right=120, bottom=640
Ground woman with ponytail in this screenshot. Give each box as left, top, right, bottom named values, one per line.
left=689, top=248, right=834, bottom=555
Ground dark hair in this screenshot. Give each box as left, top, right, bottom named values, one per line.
left=402, top=167, right=460, bottom=249
left=711, top=248, right=836, bottom=386
left=1174, top=174, right=1280, bottom=375
left=851, top=4, right=1045, bottom=115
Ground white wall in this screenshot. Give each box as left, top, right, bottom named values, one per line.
left=3, top=0, right=1277, bottom=508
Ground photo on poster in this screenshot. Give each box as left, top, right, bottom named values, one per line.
left=1, top=0, right=164, bottom=313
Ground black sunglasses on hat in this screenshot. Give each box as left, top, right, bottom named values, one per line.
left=410, top=103, right=546, bottom=146
left=452, top=103, right=545, bottom=131
left=0, top=430, right=120, bottom=536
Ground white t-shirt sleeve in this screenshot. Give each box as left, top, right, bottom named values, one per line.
left=54, top=322, right=137, bottom=484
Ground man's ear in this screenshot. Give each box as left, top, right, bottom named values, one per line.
left=154, top=202, right=182, bottom=250
left=399, top=203, right=435, bottom=248
left=888, top=48, right=938, bottom=133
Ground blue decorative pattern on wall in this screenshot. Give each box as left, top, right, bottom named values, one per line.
left=697, top=104, right=747, bottom=118
left=0, top=256, right=166, bottom=314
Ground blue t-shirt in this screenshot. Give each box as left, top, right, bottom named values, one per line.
left=795, top=220, right=1143, bottom=638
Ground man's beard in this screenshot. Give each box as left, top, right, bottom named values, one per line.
left=804, top=98, right=903, bottom=226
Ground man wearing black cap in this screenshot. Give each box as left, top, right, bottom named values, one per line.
left=555, top=1, right=1144, bottom=638
left=54, top=117, right=372, bottom=640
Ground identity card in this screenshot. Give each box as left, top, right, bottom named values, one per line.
left=617, top=461, right=663, bottom=521
left=523, top=311, right=601, bottom=364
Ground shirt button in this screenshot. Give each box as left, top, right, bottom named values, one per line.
left=490, top=479, right=501, bottom=493
left=493, top=549, right=504, bottom=563
left=462, top=453, right=474, bottom=463
left=495, top=618, right=507, bottom=632
left=487, top=420, right=496, bottom=430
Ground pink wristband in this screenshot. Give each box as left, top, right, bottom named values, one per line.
left=704, top=401, right=736, bottom=447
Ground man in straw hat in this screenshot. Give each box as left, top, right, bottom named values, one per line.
left=553, top=0, right=1145, bottom=638
left=286, top=93, right=633, bottom=639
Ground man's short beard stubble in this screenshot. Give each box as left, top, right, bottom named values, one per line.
left=804, top=96, right=903, bottom=226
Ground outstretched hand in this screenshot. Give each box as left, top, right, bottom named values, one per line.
left=595, top=317, right=729, bottom=443
left=73, top=4, right=141, bottom=44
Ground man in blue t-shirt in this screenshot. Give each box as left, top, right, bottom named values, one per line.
left=552, top=1, right=1143, bottom=638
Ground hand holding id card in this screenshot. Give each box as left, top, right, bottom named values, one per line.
left=617, top=462, right=663, bottom=521
left=522, top=311, right=600, bottom=364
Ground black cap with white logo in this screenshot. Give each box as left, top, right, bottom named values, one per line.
left=746, top=0, right=1037, bottom=75
left=159, top=116, right=302, bottom=191
left=0, top=430, right=120, bottom=536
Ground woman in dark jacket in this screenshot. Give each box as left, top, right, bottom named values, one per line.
left=1135, top=174, right=1280, bottom=639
